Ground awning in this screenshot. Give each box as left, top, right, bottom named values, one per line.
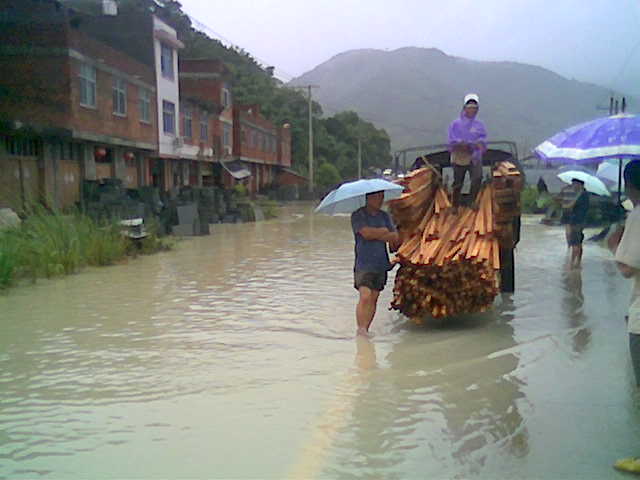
left=221, top=160, right=251, bottom=180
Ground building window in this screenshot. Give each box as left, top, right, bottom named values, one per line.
left=160, top=43, right=174, bottom=80
left=139, top=87, right=151, bottom=123
left=112, top=78, right=127, bottom=116
left=162, top=100, right=175, bottom=134
left=183, top=107, right=192, bottom=138
left=79, top=63, right=96, bottom=108
left=221, top=87, right=231, bottom=108
left=2, top=136, right=40, bottom=156
left=223, top=124, right=231, bottom=148
left=200, top=114, right=208, bottom=141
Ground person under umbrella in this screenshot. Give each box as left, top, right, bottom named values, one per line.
left=315, top=179, right=404, bottom=335
left=448, top=93, right=487, bottom=207
left=351, top=191, right=401, bottom=336
left=563, top=179, right=590, bottom=268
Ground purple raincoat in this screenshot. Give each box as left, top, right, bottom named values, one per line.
left=448, top=111, right=487, bottom=165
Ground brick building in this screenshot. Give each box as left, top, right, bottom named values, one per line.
left=0, top=0, right=158, bottom=209
left=76, top=9, right=184, bottom=193
left=0, top=0, right=296, bottom=210
left=233, top=104, right=292, bottom=195
left=178, top=58, right=234, bottom=187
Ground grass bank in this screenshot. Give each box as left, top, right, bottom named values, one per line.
left=0, top=206, right=171, bottom=290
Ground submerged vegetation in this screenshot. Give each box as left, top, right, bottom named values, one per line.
left=0, top=206, right=171, bottom=290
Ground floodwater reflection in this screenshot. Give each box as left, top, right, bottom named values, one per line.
left=325, top=299, right=528, bottom=479
left=561, top=269, right=591, bottom=355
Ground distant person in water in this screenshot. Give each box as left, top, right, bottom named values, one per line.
left=564, top=179, right=590, bottom=268
left=448, top=93, right=487, bottom=207
left=537, top=177, right=549, bottom=194
left=351, top=191, right=400, bottom=336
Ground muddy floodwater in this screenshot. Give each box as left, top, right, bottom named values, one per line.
left=1, top=203, right=639, bottom=479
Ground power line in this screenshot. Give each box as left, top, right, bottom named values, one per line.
left=181, top=9, right=298, bottom=82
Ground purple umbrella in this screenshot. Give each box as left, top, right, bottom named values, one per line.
left=535, top=114, right=640, bottom=162
left=535, top=113, right=640, bottom=201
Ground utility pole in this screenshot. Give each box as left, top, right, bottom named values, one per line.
left=291, top=85, right=319, bottom=193
left=307, top=85, right=314, bottom=192
left=357, top=134, right=362, bottom=179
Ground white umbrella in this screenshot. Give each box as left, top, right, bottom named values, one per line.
left=596, top=159, right=629, bottom=192
left=315, top=179, right=404, bottom=215
left=556, top=170, right=611, bottom=197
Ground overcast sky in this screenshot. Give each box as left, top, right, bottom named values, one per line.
left=178, top=0, right=640, bottom=97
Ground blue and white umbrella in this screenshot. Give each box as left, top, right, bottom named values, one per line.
left=535, top=114, right=640, bottom=163
left=535, top=114, right=640, bottom=201
left=314, top=178, right=404, bottom=215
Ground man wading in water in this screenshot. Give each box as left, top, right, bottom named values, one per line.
left=351, top=191, right=400, bottom=336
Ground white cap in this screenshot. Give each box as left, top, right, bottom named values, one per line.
left=464, top=93, right=479, bottom=105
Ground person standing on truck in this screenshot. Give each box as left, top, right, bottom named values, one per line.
left=448, top=93, right=487, bottom=207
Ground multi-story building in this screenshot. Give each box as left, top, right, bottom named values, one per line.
left=78, top=8, right=184, bottom=192
left=0, top=0, right=157, bottom=209
left=178, top=58, right=234, bottom=187
left=233, top=104, right=292, bottom=195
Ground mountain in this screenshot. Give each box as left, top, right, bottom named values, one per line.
left=291, top=47, right=633, bottom=155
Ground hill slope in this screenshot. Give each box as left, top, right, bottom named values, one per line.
left=292, top=47, right=632, bottom=154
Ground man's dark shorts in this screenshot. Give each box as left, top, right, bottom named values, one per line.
left=354, top=270, right=387, bottom=291
left=630, top=333, right=640, bottom=387
left=567, top=225, right=584, bottom=246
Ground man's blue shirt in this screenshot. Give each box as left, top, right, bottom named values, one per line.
left=351, top=207, right=396, bottom=272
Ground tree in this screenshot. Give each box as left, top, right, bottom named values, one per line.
left=316, top=162, right=342, bottom=191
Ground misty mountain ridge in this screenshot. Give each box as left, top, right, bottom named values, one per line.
left=291, top=47, right=634, bottom=155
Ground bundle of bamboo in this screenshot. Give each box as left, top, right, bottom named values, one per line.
left=388, top=163, right=521, bottom=320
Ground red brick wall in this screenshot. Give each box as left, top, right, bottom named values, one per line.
left=0, top=23, right=157, bottom=147
left=278, top=170, right=307, bottom=186
left=68, top=58, right=157, bottom=145
left=278, top=127, right=292, bottom=168
left=67, top=30, right=157, bottom=145
left=233, top=105, right=279, bottom=165
left=0, top=23, right=72, bottom=128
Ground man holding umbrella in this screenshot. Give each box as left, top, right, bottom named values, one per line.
left=564, top=178, right=590, bottom=268
left=351, top=191, right=401, bottom=336
left=314, top=178, right=405, bottom=335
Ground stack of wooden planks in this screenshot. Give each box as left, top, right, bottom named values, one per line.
left=492, top=161, right=524, bottom=248
left=388, top=163, right=520, bottom=320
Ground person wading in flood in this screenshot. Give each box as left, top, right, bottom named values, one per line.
left=564, top=178, right=590, bottom=269
left=351, top=191, right=400, bottom=336
left=448, top=93, right=487, bottom=208
left=608, top=160, right=640, bottom=474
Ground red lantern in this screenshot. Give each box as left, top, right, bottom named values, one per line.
left=125, top=151, right=135, bottom=161
left=94, top=147, right=107, bottom=159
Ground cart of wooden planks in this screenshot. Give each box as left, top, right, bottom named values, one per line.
left=388, top=142, right=524, bottom=321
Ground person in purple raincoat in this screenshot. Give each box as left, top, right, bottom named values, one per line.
left=448, top=93, right=487, bottom=207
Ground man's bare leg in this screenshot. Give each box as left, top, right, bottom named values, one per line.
left=356, top=286, right=380, bottom=333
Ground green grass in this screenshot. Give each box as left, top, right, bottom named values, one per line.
left=256, top=199, right=280, bottom=219
left=0, top=206, right=170, bottom=290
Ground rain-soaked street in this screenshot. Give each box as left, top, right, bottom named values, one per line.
left=1, top=202, right=639, bottom=479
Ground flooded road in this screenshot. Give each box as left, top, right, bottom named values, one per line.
left=1, top=203, right=639, bottom=479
